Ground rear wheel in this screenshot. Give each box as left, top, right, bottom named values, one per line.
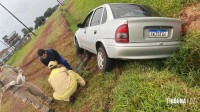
left=75, top=38, right=84, bottom=55
left=97, top=46, right=112, bottom=72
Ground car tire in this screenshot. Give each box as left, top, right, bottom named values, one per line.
left=97, top=46, right=112, bottom=72
left=75, top=38, right=84, bottom=55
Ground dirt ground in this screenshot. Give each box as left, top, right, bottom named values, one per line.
left=3, top=1, right=200, bottom=112
left=21, top=13, right=73, bottom=82
left=4, top=11, right=74, bottom=112
left=179, top=2, right=200, bottom=32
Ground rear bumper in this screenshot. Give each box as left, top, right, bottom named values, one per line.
left=105, top=42, right=180, bottom=59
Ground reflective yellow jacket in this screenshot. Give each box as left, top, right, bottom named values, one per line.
left=48, top=67, right=77, bottom=101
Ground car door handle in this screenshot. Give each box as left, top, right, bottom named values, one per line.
left=94, top=30, right=97, bottom=34
left=84, top=30, right=86, bottom=33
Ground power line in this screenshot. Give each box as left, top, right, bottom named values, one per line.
left=56, top=0, right=63, bottom=5
left=0, top=3, right=36, bottom=36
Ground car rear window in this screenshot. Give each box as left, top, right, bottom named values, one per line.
left=110, top=4, right=161, bottom=18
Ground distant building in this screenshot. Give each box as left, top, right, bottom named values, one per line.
left=2, top=31, right=24, bottom=50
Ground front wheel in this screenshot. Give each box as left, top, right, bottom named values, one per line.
left=97, top=46, right=112, bottom=72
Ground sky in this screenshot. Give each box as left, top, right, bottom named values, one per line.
left=0, top=0, right=59, bottom=51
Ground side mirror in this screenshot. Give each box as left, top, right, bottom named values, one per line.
left=77, top=23, right=84, bottom=28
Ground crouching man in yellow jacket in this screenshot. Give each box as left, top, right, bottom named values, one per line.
left=48, top=61, right=85, bottom=102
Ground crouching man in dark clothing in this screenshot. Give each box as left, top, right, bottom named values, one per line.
left=0, top=65, right=54, bottom=112
left=37, top=48, right=72, bottom=70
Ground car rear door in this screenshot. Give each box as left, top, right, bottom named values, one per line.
left=85, top=7, right=104, bottom=52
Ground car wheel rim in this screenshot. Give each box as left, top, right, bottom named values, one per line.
left=97, top=52, right=104, bottom=69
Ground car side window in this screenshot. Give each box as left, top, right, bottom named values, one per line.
left=101, top=8, right=107, bottom=24
left=91, top=7, right=103, bottom=26
left=83, top=11, right=93, bottom=27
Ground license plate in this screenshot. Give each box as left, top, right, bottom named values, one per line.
left=149, top=30, right=168, bottom=37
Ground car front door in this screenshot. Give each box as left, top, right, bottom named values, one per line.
left=77, top=11, right=93, bottom=49
left=85, top=7, right=104, bottom=53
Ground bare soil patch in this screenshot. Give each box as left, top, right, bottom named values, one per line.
left=21, top=13, right=73, bottom=82
left=179, top=2, right=200, bottom=32
left=22, top=21, right=54, bottom=68
left=6, top=12, right=74, bottom=112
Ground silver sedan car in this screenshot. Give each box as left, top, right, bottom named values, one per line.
left=75, top=3, right=183, bottom=72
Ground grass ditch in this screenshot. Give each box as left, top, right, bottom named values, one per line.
left=64, top=0, right=199, bottom=24
left=62, top=0, right=200, bottom=111
left=112, top=61, right=200, bottom=111
left=166, top=31, right=200, bottom=87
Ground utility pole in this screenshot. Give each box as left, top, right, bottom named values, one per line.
left=57, top=0, right=63, bottom=5
left=0, top=3, right=37, bottom=36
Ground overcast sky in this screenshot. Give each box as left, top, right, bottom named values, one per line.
left=0, top=0, right=58, bottom=51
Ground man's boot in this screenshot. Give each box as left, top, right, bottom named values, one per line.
left=44, top=97, right=55, bottom=104
left=69, top=96, right=76, bottom=102
left=48, top=109, right=55, bottom=112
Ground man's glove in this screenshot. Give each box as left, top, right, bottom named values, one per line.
left=15, top=73, right=25, bottom=86
left=10, top=81, right=16, bottom=86
left=0, top=81, right=16, bottom=93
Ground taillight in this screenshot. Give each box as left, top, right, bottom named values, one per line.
left=115, top=24, right=129, bottom=43
left=181, top=24, right=184, bottom=36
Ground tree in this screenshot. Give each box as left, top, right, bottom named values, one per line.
left=52, top=4, right=59, bottom=11
left=21, top=28, right=29, bottom=36
left=34, top=16, right=46, bottom=29
left=29, top=27, right=34, bottom=32
left=21, top=27, right=34, bottom=36
left=44, top=8, right=53, bottom=18
left=43, top=5, right=59, bottom=18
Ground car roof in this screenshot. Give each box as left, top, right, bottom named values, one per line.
left=96, top=3, right=146, bottom=9
left=96, top=3, right=145, bottom=10
left=107, top=3, right=144, bottom=6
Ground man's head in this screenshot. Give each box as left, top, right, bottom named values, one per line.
left=48, top=61, right=58, bottom=70
left=38, top=49, right=47, bottom=59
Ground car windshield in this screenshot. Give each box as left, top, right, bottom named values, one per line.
left=110, top=4, right=161, bottom=18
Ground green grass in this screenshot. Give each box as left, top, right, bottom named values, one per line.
left=64, top=0, right=199, bottom=25
left=6, top=53, right=18, bottom=65
left=32, top=59, right=200, bottom=112
left=166, top=31, right=200, bottom=87
left=63, top=12, right=77, bottom=34
left=61, top=0, right=200, bottom=111
left=112, top=61, right=200, bottom=111
left=45, top=10, right=63, bottom=45
left=3, top=0, right=200, bottom=112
